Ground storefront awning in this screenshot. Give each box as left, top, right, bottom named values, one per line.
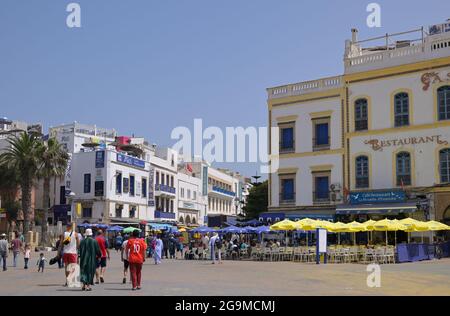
left=285, top=214, right=335, bottom=221
left=147, top=223, right=175, bottom=230
left=336, top=202, right=417, bottom=215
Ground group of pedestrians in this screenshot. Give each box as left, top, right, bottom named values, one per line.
left=0, top=231, right=44, bottom=271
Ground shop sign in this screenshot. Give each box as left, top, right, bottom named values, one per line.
left=364, top=135, right=448, bottom=152
left=349, top=191, right=406, bottom=204
left=117, top=153, right=145, bottom=169
left=95, top=151, right=105, bottom=168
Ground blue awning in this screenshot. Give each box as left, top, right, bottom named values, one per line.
left=259, top=213, right=285, bottom=222
left=285, top=214, right=335, bottom=221
left=147, top=223, right=174, bottom=230
left=336, top=202, right=417, bottom=215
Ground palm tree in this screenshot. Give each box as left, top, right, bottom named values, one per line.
left=38, top=138, right=69, bottom=246
left=0, top=164, right=20, bottom=233
left=0, top=132, right=42, bottom=233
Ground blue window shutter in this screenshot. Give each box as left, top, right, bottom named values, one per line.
left=282, top=128, right=293, bottom=148
left=316, top=177, right=329, bottom=199
left=316, top=123, right=329, bottom=145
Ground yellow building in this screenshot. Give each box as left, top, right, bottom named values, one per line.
left=266, top=22, right=450, bottom=227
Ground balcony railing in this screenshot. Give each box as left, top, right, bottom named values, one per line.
left=155, top=184, right=176, bottom=194
left=279, top=140, right=295, bottom=153
left=313, top=191, right=331, bottom=204
left=267, top=75, right=343, bottom=100
left=313, top=137, right=330, bottom=151
left=212, top=186, right=236, bottom=197
left=154, top=210, right=175, bottom=220
left=279, top=193, right=295, bottom=205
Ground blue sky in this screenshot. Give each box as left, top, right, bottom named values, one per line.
left=1, top=0, right=449, bottom=178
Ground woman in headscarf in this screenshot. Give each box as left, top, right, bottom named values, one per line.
left=79, top=229, right=101, bottom=291
left=153, top=234, right=163, bottom=265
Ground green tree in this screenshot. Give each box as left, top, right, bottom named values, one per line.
left=0, top=164, right=20, bottom=230
left=0, top=132, right=42, bottom=233
left=243, top=180, right=268, bottom=220
left=38, top=138, right=69, bottom=245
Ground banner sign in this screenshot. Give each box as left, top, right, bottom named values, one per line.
left=349, top=191, right=406, bottom=204
left=117, top=153, right=145, bottom=169
left=202, top=166, right=208, bottom=196
left=95, top=151, right=105, bottom=168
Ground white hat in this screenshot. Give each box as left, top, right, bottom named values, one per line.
left=0, top=233, right=6, bottom=237
left=85, top=229, right=93, bottom=236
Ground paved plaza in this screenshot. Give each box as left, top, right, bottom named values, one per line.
left=0, top=250, right=449, bottom=296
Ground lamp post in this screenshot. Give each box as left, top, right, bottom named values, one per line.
left=67, top=192, right=77, bottom=225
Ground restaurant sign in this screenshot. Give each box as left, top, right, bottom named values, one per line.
left=349, top=191, right=406, bottom=205
left=364, top=135, right=448, bottom=152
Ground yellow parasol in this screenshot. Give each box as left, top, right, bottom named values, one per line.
left=400, top=218, right=429, bottom=232
left=270, top=219, right=297, bottom=231
left=372, top=219, right=407, bottom=246
left=329, top=222, right=348, bottom=245
left=425, top=221, right=450, bottom=231
left=294, top=218, right=321, bottom=231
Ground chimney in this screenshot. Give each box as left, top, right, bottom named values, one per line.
left=351, top=28, right=358, bottom=43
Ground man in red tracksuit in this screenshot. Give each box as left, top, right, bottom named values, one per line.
left=126, top=230, right=147, bottom=290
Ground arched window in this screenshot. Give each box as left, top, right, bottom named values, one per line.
left=394, top=92, right=410, bottom=127
left=355, top=156, right=369, bottom=188
left=354, top=99, right=368, bottom=131
left=438, top=86, right=450, bottom=120
left=185, top=215, right=191, bottom=225
left=396, top=152, right=411, bottom=186
left=179, top=216, right=184, bottom=224
left=439, top=148, right=450, bottom=183
left=192, top=217, right=196, bottom=224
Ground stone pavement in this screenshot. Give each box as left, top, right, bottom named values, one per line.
left=0, top=250, right=449, bottom=296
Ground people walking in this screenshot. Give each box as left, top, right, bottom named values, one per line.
left=59, top=223, right=80, bottom=286
left=79, top=229, right=101, bottom=291
left=168, top=234, right=176, bottom=259
left=55, top=239, right=64, bottom=269
left=126, top=230, right=147, bottom=291
left=115, top=233, right=123, bottom=252
left=120, top=236, right=129, bottom=284
left=11, top=232, right=23, bottom=268
left=95, top=229, right=110, bottom=284
left=154, top=235, right=163, bottom=265
left=36, top=253, right=46, bottom=272
left=23, top=243, right=31, bottom=269
left=209, top=232, right=220, bottom=264
left=0, top=233, right=8, bottom=271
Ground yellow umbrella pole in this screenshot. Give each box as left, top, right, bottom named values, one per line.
left=421, top=231, right=424, bottom=244
left=353, top=232, right=356, bottom=246
left=385, top=231, right=388, bottom=246
left=338, top=233, right=340, bottom=245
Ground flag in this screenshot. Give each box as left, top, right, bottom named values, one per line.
left=186, top=163, right=193, bottom=173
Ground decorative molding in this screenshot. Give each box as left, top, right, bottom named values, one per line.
left=421, top=72, right=450, bottom=91
left=278, top=168, right=299, bottom=175
left=309, top=110, right=333, bottom=119
left=310, top=164, right=334, bottom=172
left=276, top=115, right=298, bottom=123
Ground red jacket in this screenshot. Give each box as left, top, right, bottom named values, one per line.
left=126, top=238, right=147, bottom=264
